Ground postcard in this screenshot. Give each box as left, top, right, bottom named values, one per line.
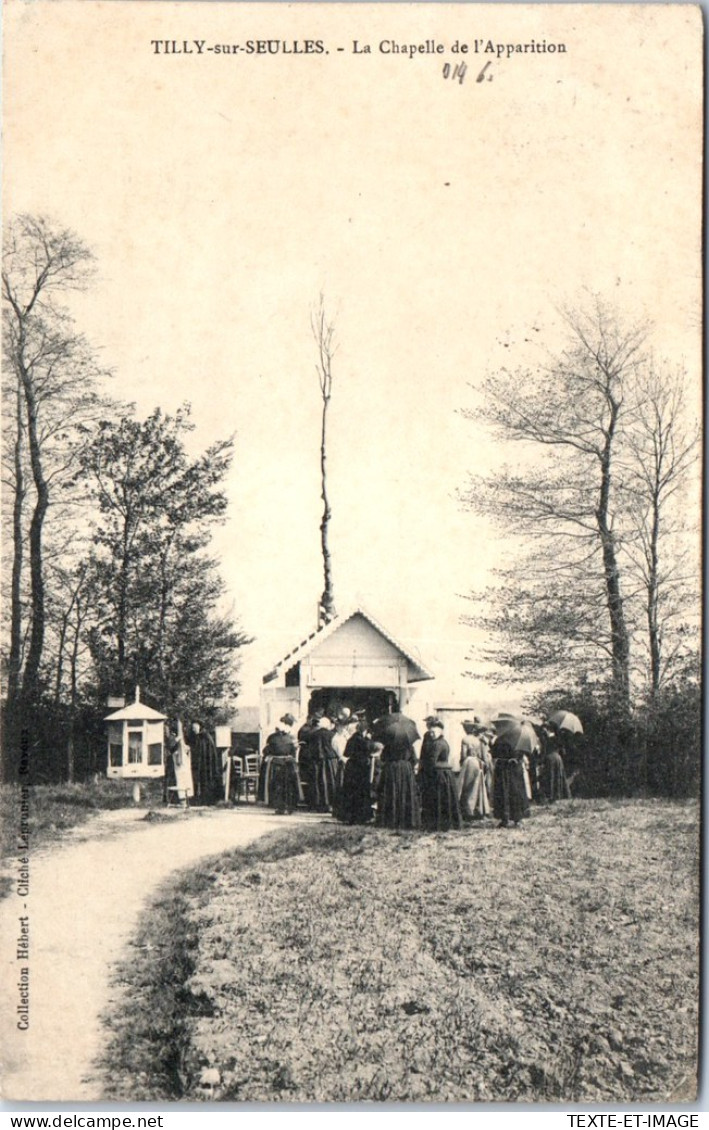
left=1, top=0, right=702, bottom=1109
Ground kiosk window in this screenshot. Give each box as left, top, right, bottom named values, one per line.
left=128, top=731, right=143, bottom=763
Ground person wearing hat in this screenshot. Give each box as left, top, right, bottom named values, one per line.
left=418, top=717, right=462, bottom=832
left=335, top=716, right=383, bottom=825
left=458, top=720, right=491, bottom=820
left=295, top=711, right=319, bottom=807
left=373, top=708, right=422, bottom=830
left=491, top=729, right=530, bottom=829
left=163, top=718, right=193, bottom=807
left=419, top=716, right=440, bottom=774
left=260, top=713, right=303, bottom=815
left=186, top=720, right=223, bottom=806
left=332, top=708, right=356, bottom=763
left=330, top=709, right=357, bottom=803
left=302, top=712, right=339, bottom=812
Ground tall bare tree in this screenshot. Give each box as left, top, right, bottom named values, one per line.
left=621, top=364, right=700, bottom=697
left=46, top=559, right=91, bottom=781
left=462, top=299, right=649, bottom=713
left=4, top=380, right=26, bottom=707
left=312, top=297, right=337, bottom=626
left=2, top=214, right=108, bottom=731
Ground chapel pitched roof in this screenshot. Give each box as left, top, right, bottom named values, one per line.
left=263, top=605, right=434, bottom=684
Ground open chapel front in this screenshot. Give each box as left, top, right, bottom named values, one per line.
left=260, top=608, right=434, bottom=742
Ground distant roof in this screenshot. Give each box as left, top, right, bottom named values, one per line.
left=263, top=605, right=434, bottom=684
left=104, top=701, right=166, bottom=722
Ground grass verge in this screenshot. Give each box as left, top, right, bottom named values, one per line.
left=0, top=780, right=134, bottom=895
left=100, top=798, right=699, bottom=1104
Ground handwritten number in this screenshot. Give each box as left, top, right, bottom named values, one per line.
left=442, top=61, right=467, bottom=85
left=442, top=59, right=493, bottom=85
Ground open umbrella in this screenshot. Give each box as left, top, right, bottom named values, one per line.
left=492, top=718, right=540, bottom=754
left=371, top=712, right=420, bottom=748
left=549, top=710, right=583, bottom=734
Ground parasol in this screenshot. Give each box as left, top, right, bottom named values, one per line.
left=548, top=710, right=583, bottom=734
left=371, top=712, right=421, bottom=747
left=492, top=718, right=540, bottom=755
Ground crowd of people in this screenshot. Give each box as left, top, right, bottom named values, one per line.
left=258, top=707, right=574, bottom=831
left=159, top=705, right=574, bottom=830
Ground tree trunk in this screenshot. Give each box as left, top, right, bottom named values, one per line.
left=319, top=392, right=335, bottom=625
left=67, top=624, right=80, bottom=784
left=21, top=377, right=49, bottom=705
left=66, top=731, right=75, bottom=784
left=313, top=299, right=336, bottom=628
left=596, top=400, right=631, bottom=714
left=646, top=490, right=661, bottom=698
left=156, top=537, right=176, bottom=689
left=600, top=531, right=631, bottom=706
left=117, top=524, right=131, bottom=694
left=54, top=611, right=69, bottom=706
left=7, top=383, right=25, bottom=708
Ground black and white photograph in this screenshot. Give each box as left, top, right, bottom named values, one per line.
left=0, top=0, right=702, bottom=1112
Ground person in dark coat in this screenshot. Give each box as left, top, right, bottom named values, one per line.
left=304, top=713, right=339, bottom=811
left=529, top=723, right=546, bottom=803
left=540, top=721, right=571, bottom=802
left=491, top=734, right=530, bottom=827
left=187, top=721, right=223, bottom=805
left=335, top=718, right=382, bottom=824
left=261, top=713, right=303, bottom=814
left=418, top=716, right=438, bottom=817
left=373, top=711, right=422, bottom=830
left=163, top=720, right=179, bottom=805
left=296, top=713, right=318, bottom=808
left=418, top=718, right=462, bottom=831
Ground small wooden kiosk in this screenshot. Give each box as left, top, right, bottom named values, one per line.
left=104, top=687, right=166, bottom=780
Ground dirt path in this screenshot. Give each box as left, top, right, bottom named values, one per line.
left=0, top=806, right=310, bottom=1102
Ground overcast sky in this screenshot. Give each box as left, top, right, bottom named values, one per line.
left=4, top=1, right=702, bottom=711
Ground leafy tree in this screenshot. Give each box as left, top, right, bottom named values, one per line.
left=44, top=559, right=93, bottom=781
left=154, top=553, right=249, bottom=723
left=526, top=678, right=637, bottom=796
left=81, top=405, right=251, bottom=719
left=526, top=655, right=700, bottom=799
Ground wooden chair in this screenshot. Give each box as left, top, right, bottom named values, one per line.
left=233, top=752, right=260, bottom=803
